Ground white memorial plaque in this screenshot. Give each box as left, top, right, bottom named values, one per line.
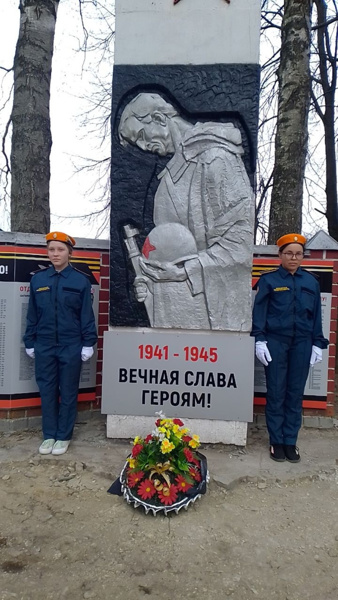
left=102, top=329, right=254, bottom=421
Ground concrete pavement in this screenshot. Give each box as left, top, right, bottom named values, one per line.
left=1, top=413, right=337, bottom=489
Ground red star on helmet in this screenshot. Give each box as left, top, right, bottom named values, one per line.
left=142, top=237, right=156, bottom=259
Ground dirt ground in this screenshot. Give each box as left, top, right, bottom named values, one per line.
left=1, top=418, right=338, bottom=600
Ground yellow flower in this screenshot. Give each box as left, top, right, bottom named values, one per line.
left=161, top=439, right=175, bottom=454
left=180, top=428, right=189, bottom=435
left=127, top=457, right=136, bottom=468
left=166, top=429, right=171, bottom=438
left=158, top=427, right=166, bottom=433
left=133, top=436, right=141, bottom=444
left=188, top=434, right=200, bottom=449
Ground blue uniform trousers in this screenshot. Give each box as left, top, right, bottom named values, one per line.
left=264, top=336, right=312, bottom=445
left=35, top=342, right=82, bottom=441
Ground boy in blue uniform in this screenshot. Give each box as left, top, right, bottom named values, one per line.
left=252, top=233, right=328, bottom=463
left=24, top=232, right=97, bottom=455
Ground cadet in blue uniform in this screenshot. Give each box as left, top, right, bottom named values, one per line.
left=24, top=232, right=97, bottom=456
left=252, top=233, right=328, bottom=463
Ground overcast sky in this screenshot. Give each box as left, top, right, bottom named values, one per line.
left=0, top=0, right=113, bottom=239
left=0, top=2, right=332, bottom=243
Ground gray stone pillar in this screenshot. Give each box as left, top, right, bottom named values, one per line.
left=104, top=0, right=261, bottom=444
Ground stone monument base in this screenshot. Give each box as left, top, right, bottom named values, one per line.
left=106, top=415, right=248, bottom=446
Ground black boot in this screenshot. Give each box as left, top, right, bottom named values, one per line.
left=270, top=444, right=286, bottom=462
left=284, top=445, right=301, bottom=463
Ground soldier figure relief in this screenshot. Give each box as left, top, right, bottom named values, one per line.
left=119, top=92, right=254, bottom=332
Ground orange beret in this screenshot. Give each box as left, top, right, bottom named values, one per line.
left=276, top=233, right=306, bottom=248
left=46, top=231, right=76, bottom=247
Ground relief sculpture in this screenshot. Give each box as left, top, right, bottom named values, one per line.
left=118, top=92, right=254, bottom=331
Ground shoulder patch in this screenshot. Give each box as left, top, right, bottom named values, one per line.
left=71, top=266, right=90, bottom=278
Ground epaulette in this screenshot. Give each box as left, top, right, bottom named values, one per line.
left=71, top=265, right=91, bottom=278
left=302, top=268, right=320, bottom=281
left=257, top=268, right=279, bottom=277
left=29, top=265, right=51, bottom=277
left=252, top=268, right=278, bottom=290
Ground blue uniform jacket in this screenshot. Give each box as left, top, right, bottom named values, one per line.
left=252, top=265, right=328, bottom=349
left=24, top=265, right=97, bottom=348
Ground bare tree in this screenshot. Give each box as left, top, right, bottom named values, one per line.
left=54, top=0, right=114, bottom=237
left=10, top=0, right=59, bottom=233
left=268, top=0, right=312, bottom=243
left=311, top=0, right=338, bottom=239
left=255, top=1, right=282, bottom=242
left=257, top=0, right=338, bottom=244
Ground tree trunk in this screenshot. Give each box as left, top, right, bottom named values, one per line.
left=10, top=0, right=59, bottom=233
left=268, top=0, right=312, bottom=244
left=313, top=0, right=338, bottom=240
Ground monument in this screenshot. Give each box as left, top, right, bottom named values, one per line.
left=102, top=0, right=261, bottom=444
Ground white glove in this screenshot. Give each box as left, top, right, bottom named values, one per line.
left=26, top=348, right=35, bottom=359
left=81, top=346, right=94, bottom=362
left=255, top=341, right=272, bottom=367
left=310, top=345, right=322, bottom=366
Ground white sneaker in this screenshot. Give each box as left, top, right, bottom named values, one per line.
left=52, top=440, right=71, bottom=455
left=39, top=439, right=55, bottom=455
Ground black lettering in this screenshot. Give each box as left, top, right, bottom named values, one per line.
left=170, top=391, right=180, bottom=406
left=185, top=371, right=194, bottom=386
left=170, top=371, right=179, bottom=385
left=217, top=373, right=226, bottom=387
left=192, top=392, right=205, bottom=407
left=227, top=373, right=237, bottom=388
left=138, top=369, right=148, bottom=383
left=149, top=370, right=159, bottom=384
left=181, top=392, right=191, bottom=407
left=119, top=368, right=128, bottom=383
left=129, top=369, right=137, bottom=383
left=160, top=391, right=169, bottom=405
left=159, top=370, right=169, bottom=385
left=150, top=390, right=159, bottom=404
left=194, top=371, right=205, bottom=386
left=205, top=372, right=216, bottom=387
left=142, top=390, right=150, bottom=404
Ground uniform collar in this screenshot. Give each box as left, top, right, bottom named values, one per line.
left=49, top=264, right=73, bottom=278
left=278, top=265, right=302, bottom=278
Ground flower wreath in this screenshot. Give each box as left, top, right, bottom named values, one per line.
left=108, top=413, right=208, bottom=515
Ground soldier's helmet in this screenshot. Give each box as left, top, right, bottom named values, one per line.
left=142, top=223, right=198, bottom=265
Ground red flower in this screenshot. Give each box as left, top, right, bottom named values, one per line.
left=175, top=475, right=193, bottom=492
left=173, top=418, right=184, bottom=426
left=132, top=443, right=143, bottom=458
left=189, top=467, right=201, bottom=482
left=145, top=434, right=153, bottom=444
left=155, top=419, right=161, bottom=427
left=191, top=456, right=200, bottom=467
left=182, top=435, right=192, bottom=443
left=157, top=484, right=178, bottom=506
left=127, top=471, right=144, bottom=488
left=183, top=447, right=194, bottom=462
left=137, top=479, right=156, bottom=500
